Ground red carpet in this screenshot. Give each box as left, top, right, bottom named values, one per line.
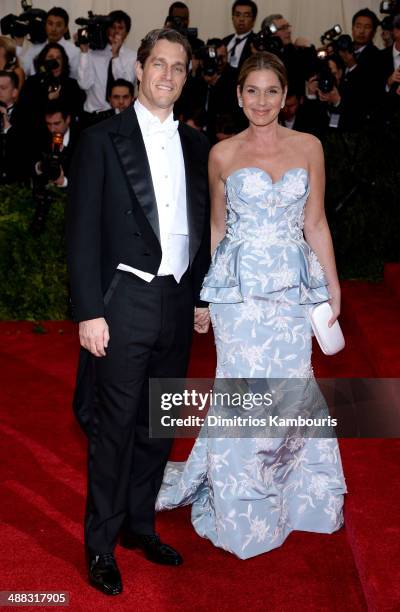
left=1, top=268, right=400, bottom=611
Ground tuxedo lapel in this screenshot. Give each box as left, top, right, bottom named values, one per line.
left=110, top=107, right=160, bottom=243
left=179, top=124, right=206, bottom=266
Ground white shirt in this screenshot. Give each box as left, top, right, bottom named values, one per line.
left=117, top=100, right=189, bottom=283
left=22, top=38, right=80, bottom=79
left=78, top=44, right=136, bottom=113
left=227, top=31, right=252, bottom=68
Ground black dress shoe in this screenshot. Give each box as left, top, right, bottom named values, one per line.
left=88, top=553, right=122, bottom=595
left=120, top=532, right=183, bottom=566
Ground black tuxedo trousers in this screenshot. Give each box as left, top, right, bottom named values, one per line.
left=84, top=270, right=193, bottom=554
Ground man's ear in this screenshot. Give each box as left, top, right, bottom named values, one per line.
left=135, top=60, right=143, bottom=83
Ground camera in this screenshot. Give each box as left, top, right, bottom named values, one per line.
left=320, top=24, right=342, bottom=46
left=75, top=12, right=113, bottom=50
left=252, top=24, right=284, bottom=56
left=316, top=60, right=337, bottom=94
left=0, top=0, right=47, bottom=44
left=164, top=15, right=198, bottom=43
left=197, top=45, right=222, bottom=77
left=38, top=132, right=64, bottom=184
left=380, top=0, right=400, bottom=15
left=37, top=59, right=61, bottom=92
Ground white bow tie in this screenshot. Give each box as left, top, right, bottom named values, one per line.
left=146, top=118, right=179, bottom=139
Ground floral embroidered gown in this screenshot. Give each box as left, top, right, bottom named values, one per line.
left=156, top=167, right=347, bottom=559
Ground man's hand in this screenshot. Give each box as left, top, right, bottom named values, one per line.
left=306, top=75, right=318, bottom=97
left=194, top=307, right=210, bottom=334
left=52, top=167, right=66, bottom=186
left=79, top=317, right=110, bottom=357
left=0, top=106, right=11, bottom=131
left=388, top=68, right=400, bottom=87
left=318, top=86, right=341, bottom=105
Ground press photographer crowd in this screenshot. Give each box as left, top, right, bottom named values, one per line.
left=0, top=1, right=399, bottom=228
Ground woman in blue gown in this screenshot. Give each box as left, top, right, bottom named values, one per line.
left=156, top=52, right=346, bottom=559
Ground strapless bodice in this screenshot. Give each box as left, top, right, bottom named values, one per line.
left=200, top=167, right=329, bottom=305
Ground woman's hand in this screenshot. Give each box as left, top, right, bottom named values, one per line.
left=328, top=286, right=341, bottom=327
left=48, top=84, right=61, bottom=100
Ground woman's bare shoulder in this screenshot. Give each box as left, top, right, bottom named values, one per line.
left=284, top=128, right=322, bottom=153
left=209, top=133, right=245, bottom=166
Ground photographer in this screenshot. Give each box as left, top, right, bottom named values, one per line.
left=165, top=2, right=204, bottom=50
left=0, top=70, right=28, bottom=184
left=22, top=7, right=79, bottom=79
left=33, top=101, right=78, bottom=188
left=381, top=14, right=400, bottom=109
left=279, top=88, right=329, bottom=139
left=78, top=10, right=136, bottom=115
left=108, top=78, right=134, bottom=113
left=175, top=39, right=239, bottom=142
left=260, top=13, right=315, bottom=95
left=18, top=42, right=85, bottom=134
left=310, top=45, right=368, bottom=131
left=224, top=1, right=257, bottom=70
left=0, top=36, right=25, bottom=92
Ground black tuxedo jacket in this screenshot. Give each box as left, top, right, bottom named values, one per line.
left=66, top=106, right=210, bottom=323
left=223, top=32, right=254, bottom=70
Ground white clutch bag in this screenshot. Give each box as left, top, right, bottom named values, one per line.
left=309, top=302, right=345, bottom=356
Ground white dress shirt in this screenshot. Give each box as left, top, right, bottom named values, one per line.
left=22, top=38, right=80, bottom=79
left=78, top=44, right=136, bottom=113
left=117, top=100, right=189, bottom=283
left=227, top=31, right=252, bottom=68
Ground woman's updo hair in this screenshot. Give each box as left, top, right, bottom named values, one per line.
left=238, top=52, right=287, bottom=92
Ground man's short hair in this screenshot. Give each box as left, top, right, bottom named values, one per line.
left=47, top=6, right=69, bottom=27
left=137, top=28, right=192, bottom=71
left=351, top=8, right=379, bottom=31
left=168, top=2, right=189, bottom=14
left=108, top=10, right=131, bottom=33
left=110, top=78, right=134, bottom=97
left=43, top=100, right=71, bottom=120
left=232, top=0, right=258, bottom=20
left=261, top=14, right=283, bottom=30
left=0, top=70, right=19, bottom=89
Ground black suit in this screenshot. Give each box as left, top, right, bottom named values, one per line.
left=380, top=45, right=400, bottom=116
left=0, top=104, right=30, bottom=184
left=223, top=32, right=254, bottom=71
left=66, top=105, right=210, bottom=554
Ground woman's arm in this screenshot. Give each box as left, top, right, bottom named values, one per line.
left=208, top=144, right=227, bottom=255
left=303, top=136, right=341, bottom=325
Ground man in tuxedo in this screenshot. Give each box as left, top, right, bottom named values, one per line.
left=223, top=0, right=257, bottom=70
left=66, top=28, right=210, bottom=596
left=0, top=71, right=28, bottom=184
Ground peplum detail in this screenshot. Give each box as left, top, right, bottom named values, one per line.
left=200, top=167, right=329, bottom=305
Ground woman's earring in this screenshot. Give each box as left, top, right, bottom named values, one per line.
left=238, top=98, right=243, bottom=108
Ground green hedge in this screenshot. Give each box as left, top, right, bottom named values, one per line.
left=0, top=122, right=399, bottom=319
left=0, top=184, right=69, bottom=320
